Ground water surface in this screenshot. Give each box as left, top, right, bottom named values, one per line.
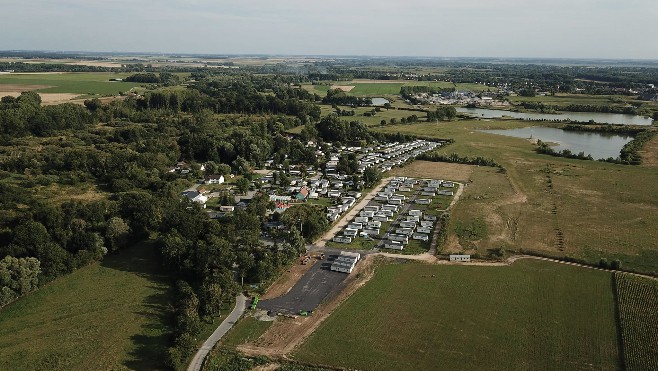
left=480, top=127, right=633, bottom=160
left=459, top=107, right=653, bottom=126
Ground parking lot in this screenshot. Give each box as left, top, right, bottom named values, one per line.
left=257, top=255, right=348, bottom=315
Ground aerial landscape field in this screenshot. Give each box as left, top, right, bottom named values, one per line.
left=1, top=1, right=658, bottom=369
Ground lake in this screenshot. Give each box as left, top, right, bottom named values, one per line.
left=371, top=97, right=390, bottom=106
left=458, top=107, right=654, bottom=126
left=480, top=127, right=633, bottom=160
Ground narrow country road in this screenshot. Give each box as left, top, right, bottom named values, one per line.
left=187, top=293, right=248, bottom=371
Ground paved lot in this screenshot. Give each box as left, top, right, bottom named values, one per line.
left=258, top=256, right=348, bottom=315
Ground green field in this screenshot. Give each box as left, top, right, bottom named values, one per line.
left=220, top=316, right=273, bottom=347
left=306, top=80, right=491, bottom=97
left=615, top=273, right=658, bottom=371
left=372, top=119, right=658, bottom=272
left=295, top=259, right=621, bottom=371
left=0, top=243, right=172, bottom=370
left=0, top=72, right=142, bottom=95
left=320, top=104, right=427, bottom=126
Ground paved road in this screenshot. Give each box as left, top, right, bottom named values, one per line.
left=187, top=294, right=247, bottom=371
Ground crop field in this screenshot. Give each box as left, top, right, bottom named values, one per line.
left=0, top=72, right=141, bottom=96
left=295, top=259, right=621, bottom=371
left=372, top=119, right=658, bottom=272
left=614, top=273, right=658, bottom=371
left=0, top=243, right=172, bottom=371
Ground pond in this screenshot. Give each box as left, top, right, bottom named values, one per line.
left=458, top=107, right=653, bottom=126
left=371, top=97, right=390, bottom=106
left=480, top=127, right=633, bottom=160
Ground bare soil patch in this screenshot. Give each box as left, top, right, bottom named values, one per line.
left=329, top=85, right=355, bottom=92
left=0, top=90, right=80, bottom=104
left=0, top=84, right=53, bottom=92
left=389, top=161, right=474, bottom=182
left=639, top=133, right=658, bottom=167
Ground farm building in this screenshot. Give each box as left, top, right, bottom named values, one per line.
left=449, top=254, right=471, bottom=262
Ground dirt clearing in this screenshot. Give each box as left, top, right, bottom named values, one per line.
left=389, top=161, right=474, bottom=182
left=329, top=85, right=355, bottom=92
left=0, top=90, right=81, bottom=104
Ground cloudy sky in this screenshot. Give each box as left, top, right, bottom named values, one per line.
left=2, top=0, right=657, bottom=59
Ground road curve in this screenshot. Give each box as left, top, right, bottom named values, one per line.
left=187, top=293, right=248, bottom=371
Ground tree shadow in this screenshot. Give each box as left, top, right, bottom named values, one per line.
left=100, top=241, right=173, bottom=370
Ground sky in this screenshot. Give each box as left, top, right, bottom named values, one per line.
left=2, top=0, right=657, bottom=59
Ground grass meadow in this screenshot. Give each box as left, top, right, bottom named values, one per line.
left=295, top=259, right=621, bottom=371
left=0, top=72, right=142, bottom=95
left=372, top=119, right=658, bottom=273
left=0, top=243, right=172, bottom=371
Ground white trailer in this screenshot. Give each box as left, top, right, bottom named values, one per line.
left=388, top=234, right=409, bottom=243
left=333, top=236, right=353, bottom=243
left=400, top=221, right=417, bottom=229
left=412, top=233, right=429, bottom=241
left=396, top=228, right=414, bottom=236
left=354, top=216, right=370, bottom=223
left=383, top=241, right=404, bottom=250
left=367, top=220, right=382, bottom=228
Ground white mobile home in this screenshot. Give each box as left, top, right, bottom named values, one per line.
left=354, top=216, right=369, bottom=223
left=409, top=209, right=423, bottom=216
left=449, top=254, right=471, bottom=262
left=412, top=233, right=429, bottom=241
left=400, top=221, right=417, bottom=229
left=333, top=236, right=353, bottom=244
left=420, top=220, right=434, bottom=228
left=396, top=228, right=414, bottom=236
left=367, top=220, right=382, bottom=229
left=348, top=223, right=363, bottom=230
left=417, top=227, right=432, bottom=234
left=343, top=228, right=358, bottom=237
left=389, top=234, right=409, bottom=243
left=360, top=210, right=375, bottom=218
left=383, top=241, right=404, bottom=250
